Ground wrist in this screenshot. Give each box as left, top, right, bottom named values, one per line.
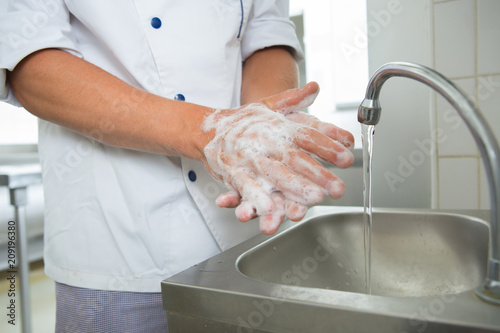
left=158, top=97, right=215, bottom=161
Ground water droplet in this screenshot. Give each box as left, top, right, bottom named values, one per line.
left=354, top=269, right=359, bottom=274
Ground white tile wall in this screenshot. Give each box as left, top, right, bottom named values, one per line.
left=477, top=0, right=500, bottom=75
left=433, top=0, right=500, bottom=210
left=436, top=78, right=478, bottom=156
left=477, top=73, right=500, bottom=210
left=480, top=160, right=490, bottom=209
left=438, top=157, right=479, bottom=209
left=365, top=0, right=497, bottom=210
left=477, top=74, right=500, bottom=144
left=366, top=0, right=435, bottom=209
left=434, top=0, right=476, bottom=79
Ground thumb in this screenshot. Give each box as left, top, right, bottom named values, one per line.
left=261, top=81, right=320, bottom=115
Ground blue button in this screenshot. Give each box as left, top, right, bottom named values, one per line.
left=188, top=170, right=197, bottom=182
left=174, top=94, right=185, bottom=101
left=151, top=17, right=162, bottom=29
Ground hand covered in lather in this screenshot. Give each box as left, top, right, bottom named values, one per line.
left=202, top=82, right=354, bottom=235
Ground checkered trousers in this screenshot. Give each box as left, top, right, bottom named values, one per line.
left=55, top=282, right=168, bottom=333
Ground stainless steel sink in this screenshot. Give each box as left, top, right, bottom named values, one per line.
left=162, top=207, right=500, bottom=332
left=238, top=209, right=487, bottom=298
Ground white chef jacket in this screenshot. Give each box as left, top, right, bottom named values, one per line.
left=0, top=0, right=303, bottom=292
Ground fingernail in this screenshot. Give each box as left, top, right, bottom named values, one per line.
left=336, top=150, right=354, bottom=168
left=215, top=195, right=228, bottom=207
left=259, top=214, right=282, bottom=235
left=344, top=141, right=355, bottom=151
left=236, top=202, right=255, bottom=222
left=286, top=203, right=308, bottom=221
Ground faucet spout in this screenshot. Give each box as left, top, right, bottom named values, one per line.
left=358, top=62, right=500, bottom=304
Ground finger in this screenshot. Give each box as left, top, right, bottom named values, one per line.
left=235, top=201, right=257, bottom=222
left=216, top=190, right=241, bottom=208
left=268, top=148, right=346, bottom=199
left=228, top=168, right=275, bottom=217
left=261, top=82, right=320, bottom=114
left=285, top=200, right=308, bottom=222
left=291, top=127, right=354, bottom=169
left=217, top=152, right=275, bottom=216
left=285, top=112, right=355, bottom=150
left=251, top=155, right=325, bottom=205
left=259, top=192, right=286, bottom=235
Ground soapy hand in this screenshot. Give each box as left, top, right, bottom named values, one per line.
left=202, top=82, right=354, bottom=235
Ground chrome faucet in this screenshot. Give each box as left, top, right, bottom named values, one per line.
left=357, top=62, right=500, bottom=304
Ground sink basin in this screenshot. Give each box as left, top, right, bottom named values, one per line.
left=237, top=210, right=488, bottom=297
left=162, top=207, right=500, bottom=332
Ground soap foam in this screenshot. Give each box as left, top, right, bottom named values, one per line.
left=274, top=88, right=319, bottom=115
left=202, top=103, right=344, bottom=224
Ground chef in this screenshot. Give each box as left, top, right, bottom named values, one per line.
left=0, top=0, right=354, bottom=331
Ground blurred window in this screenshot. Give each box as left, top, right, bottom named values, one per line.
left=290, top=0, right=368, bottom=147
left=0, top=102, right=38, bottom=145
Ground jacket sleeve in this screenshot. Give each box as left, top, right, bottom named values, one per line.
left=0, top=0, right=81, bottom=105
left=240, top=0, right=304, bottom=62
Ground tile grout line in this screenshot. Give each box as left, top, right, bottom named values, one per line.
left=431, top=0, right=441, bottom=209
left=474, top=0, right=481, bottom=209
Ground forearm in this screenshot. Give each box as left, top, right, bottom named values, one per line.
left=7, top=49, right=212, bottom=160
left=241, top=46, right=299, bottom=104
left=9, top=48, right=353, bottom=234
